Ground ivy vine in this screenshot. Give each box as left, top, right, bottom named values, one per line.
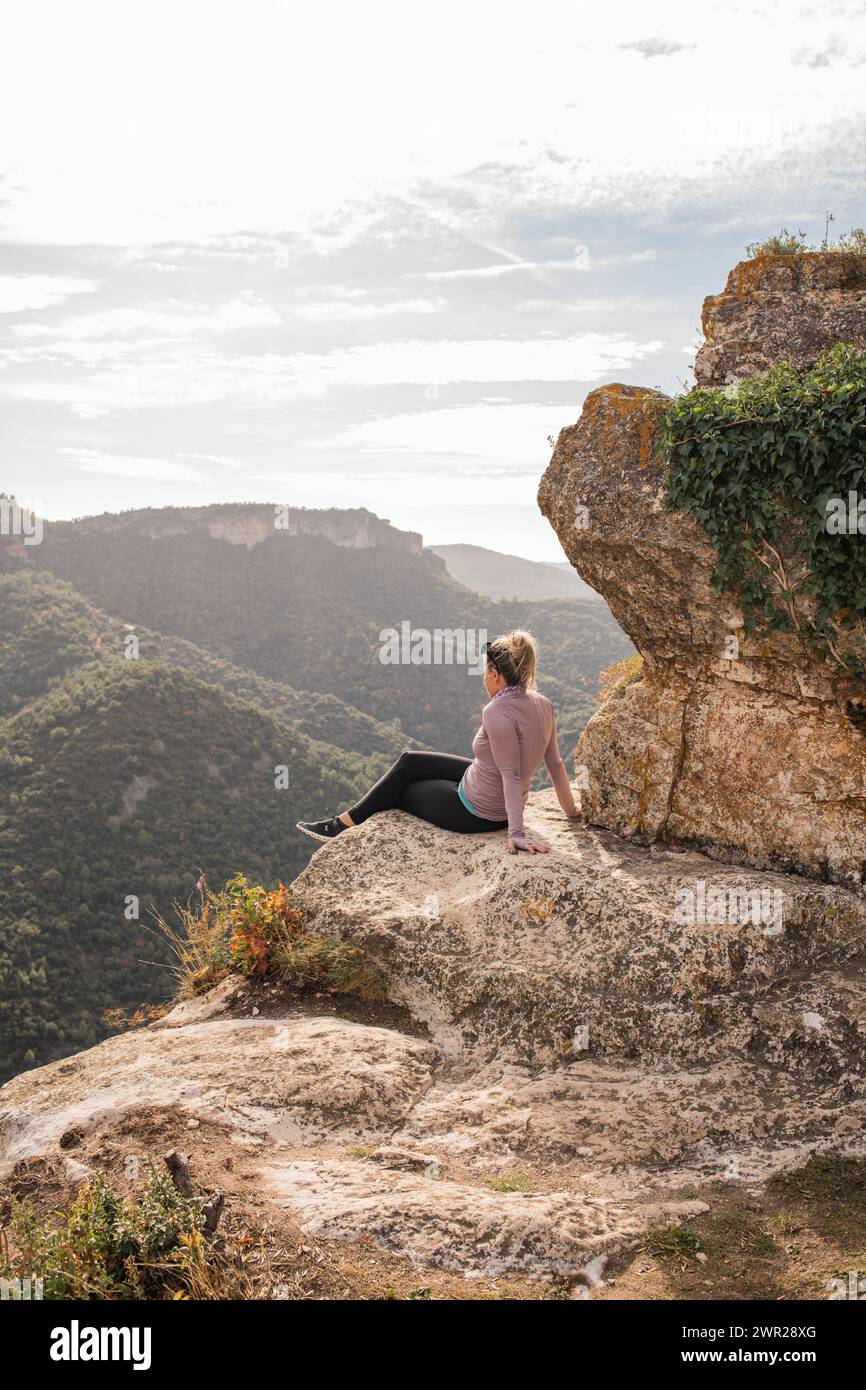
left=656, top=344, right=866, bottom=678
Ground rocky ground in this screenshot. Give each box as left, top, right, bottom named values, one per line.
left=2, top=800, right=865, bottom=1298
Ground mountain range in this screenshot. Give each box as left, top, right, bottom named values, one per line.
left=430, top=543, right=602, bottom=601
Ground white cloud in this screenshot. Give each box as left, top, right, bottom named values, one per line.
left=412, top=251, right=663, bottom=282
left=0, top=275, right=98, bottom=313
left=293, top=296, right=446, bottom=322
left=0, top=332, right=664, bottom=412
left=179, top=451, right=245, bottom=468
left=254, top=461, right=541, bottom=510
left=0, top=1, right=863, bottom=246
left=14, top=296, right=280, bottom=340
left=1, top=0, right=864, bottom=556
left=418, top=262, right=556, bottom=282
left=69, top=403, right=114, bottom=419
left=619, top=36, right=695, bottom=59
left=58, top=448, right=206, bottom=481
left=329, top=401, right=585, bottom=470
left=234, top=333, right=665, bottom=390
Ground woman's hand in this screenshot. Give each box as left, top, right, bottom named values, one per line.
left=507, top=838, right=551, bottom=854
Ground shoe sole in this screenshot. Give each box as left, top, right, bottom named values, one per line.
left=296, top=822, right=331, bottom=842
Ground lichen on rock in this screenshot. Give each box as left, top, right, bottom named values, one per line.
left=695, top=251, right=866, bottom=387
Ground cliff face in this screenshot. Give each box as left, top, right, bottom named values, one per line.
left=538, top=255, right=866, bottom=890
left=7, top=505, right=424, bottom=555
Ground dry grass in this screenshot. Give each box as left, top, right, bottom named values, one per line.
left=145, top=874, right=387, bottom=1013
left=597, top=653, right=645, bottom=703
left=599, top=1155, right=866, bottom=1301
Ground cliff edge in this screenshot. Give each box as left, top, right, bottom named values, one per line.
left=538, top=253, right=866, bottom=888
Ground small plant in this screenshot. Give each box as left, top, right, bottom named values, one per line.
left=546, top=1277, right=574, bottom=1300
left=834, top=227, right=866, bottom=255
left=483, top=1170, right=534, bottom=1194
left=746, top=225, right=866, bottom=258
left=221, top=876, right=305, bottom=977
left=597, top=653, right=645, bottom=703
left=746, top=227, right=813, bottom=258
left=148, top=875, right=235, bottom=996
left=149, top=873, right=303, bottom=992
left=102, top=1003, right=167, bottom=1032
left=271, top=935, right=387, bottom=1001
left=0, top=1166, right=218, bottom=1300
left=148, top=873, right=385, bottom=1004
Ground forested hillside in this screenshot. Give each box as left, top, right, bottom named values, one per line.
left=0, top=505, right=630, bottom=750
left=0, top=571, right=417, bottom=768
left=0, top=655, right=370, bottom=1079
left=0, top=507, right=632, bottom=1080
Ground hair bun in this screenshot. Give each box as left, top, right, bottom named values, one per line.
left=487, top=628, right=538, bottom=688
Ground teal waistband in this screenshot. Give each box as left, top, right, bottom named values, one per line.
left=457, top=778, right=485, bottom=818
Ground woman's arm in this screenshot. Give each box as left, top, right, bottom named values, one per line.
left=544, top=716, right=580, bottom=817
left=484, top=705, right=549, bottom=853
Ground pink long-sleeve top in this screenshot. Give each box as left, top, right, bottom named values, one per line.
left=457, top=687, right=573, bottom=845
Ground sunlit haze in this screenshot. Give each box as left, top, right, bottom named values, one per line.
left=2, top=0, right=865, bottom=558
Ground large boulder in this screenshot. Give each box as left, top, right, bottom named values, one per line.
left=538, top=256, right=866, bottom=889
left=695, top=251, right=866, bottom=386
left=3, top=801, right=865, bottom=1281
left=292, top=794, right=866, bottom=1070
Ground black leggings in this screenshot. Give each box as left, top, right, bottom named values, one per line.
left=346, top=750, right=508, bottom=834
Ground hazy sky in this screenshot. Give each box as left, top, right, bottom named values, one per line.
left=2, top=0, right=865, bottom=560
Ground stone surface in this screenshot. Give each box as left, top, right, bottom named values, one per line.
left=391, top=1054, right=866, bottom=1196
left=0, top=1015, right=439, bottom=1171
left=537, top=261, right=866, bottom=887
left=2, top=960, right=862, bottom=1277
left=261, top=1157, right=706, bottom=1278
left=292, top=795, right=866, bottom=1067
left=0, top=993, right=711, bottom=1279
left=695, top=252, right=866, bottom=387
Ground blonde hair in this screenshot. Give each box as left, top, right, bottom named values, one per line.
left=485, top=629, right=538, bottom=689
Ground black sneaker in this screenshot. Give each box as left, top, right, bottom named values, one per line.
left=295, top=813, right=349, bottom=843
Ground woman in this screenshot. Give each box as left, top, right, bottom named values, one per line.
left=296, top=628, right=580, bottom=854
